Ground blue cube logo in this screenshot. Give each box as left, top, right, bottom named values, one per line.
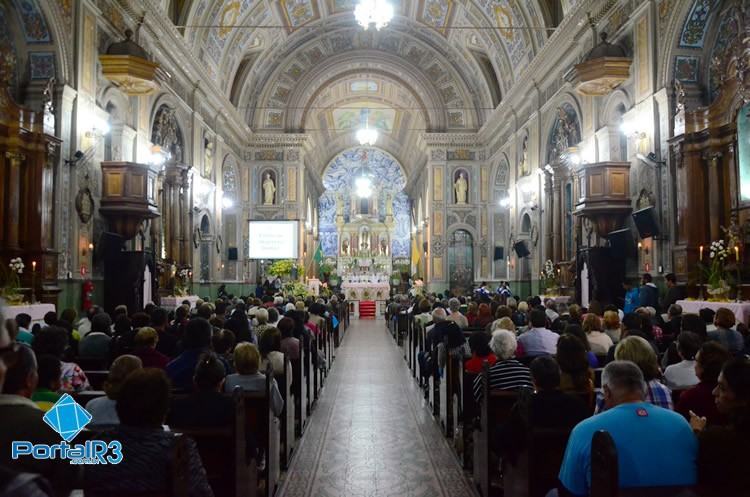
left=43, top=394, right=93, bottom=442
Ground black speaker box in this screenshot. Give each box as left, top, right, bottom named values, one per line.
left=632, top=207, right=660, bottom=239
left=228, top=247, right=238, bottom=261
left=493, top=246, right=504, bottom=261
left=513, top=240, right=530, bottom=258
left=608, top=228, right=635, bottom=259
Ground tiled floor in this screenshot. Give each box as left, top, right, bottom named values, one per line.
left=277, top=320, right=477, bottom=497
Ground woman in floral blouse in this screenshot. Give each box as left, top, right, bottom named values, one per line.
left=32, top=325, right=90, bottom=393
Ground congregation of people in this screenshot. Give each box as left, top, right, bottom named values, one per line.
left=390, top=272, right=750, bottom=497
left=0, top=292, right=343, bottom=497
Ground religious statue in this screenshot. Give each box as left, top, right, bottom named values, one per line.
left=380, top=238, right=388, bottom=255
left=341, top=238, right=349, bottom=255
left=519, top=135, right=529, bottom=176
left=385, top=193, right=393, bottom=217
left=204, top=140, right=214, bottom=178
left=263, top=173, right=275, bottom=205
left=336, top=194, right=344, bottom=218
left=454, top=172, right=468, bottom=204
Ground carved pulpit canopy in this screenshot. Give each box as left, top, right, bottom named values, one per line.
left=100, top=29, right=160, bottom=96
left=571, top=32, right=632, bottom=97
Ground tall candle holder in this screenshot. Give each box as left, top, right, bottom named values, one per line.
left=735, top=245, right=742, bottom=303
left=31, top=261, right=37, bottom=304
left=698, top=245, right=705, bottom=300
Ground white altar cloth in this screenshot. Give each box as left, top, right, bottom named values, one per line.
left=5, top=303, right=56, bottom=326
left=161, top=295, right=201, bottom=310
left=676, top=300, right=750, bottom=326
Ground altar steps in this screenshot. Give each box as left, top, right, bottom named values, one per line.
left=359, top=300, right=377, bottom=319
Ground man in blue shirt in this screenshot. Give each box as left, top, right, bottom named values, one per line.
left=556, top=360, right=697, bottom=497
left=517, top=308, right=559, bottom=357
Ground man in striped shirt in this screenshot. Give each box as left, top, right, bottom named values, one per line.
left=473, top=329, right=533, bottom=403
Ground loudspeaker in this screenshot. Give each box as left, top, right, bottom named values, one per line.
left=493, top=246, right=504, bottom=261
left=228, top=247, right=238, bottom=261
left=608, top=228, right=635, bottom=259
left=513, top=240, right=530, bottom=258
left=632, top=207, right=660, bottom=239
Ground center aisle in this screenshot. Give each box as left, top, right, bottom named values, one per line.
left=277, top=319, right=477, bottom=497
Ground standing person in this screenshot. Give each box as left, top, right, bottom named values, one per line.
left=660, top=273, right=686, bottom=311
left=622, top=280, right=640, bottom=314
left=638, top=273, right=659, bottom=311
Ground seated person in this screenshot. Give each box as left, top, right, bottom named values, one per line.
left=0, top=341, right=71, bottom=494
left=691, top=357, right=750, bottom=497
left=517, top=308, right=559, bottom=357
left=556, top=334, right=594, bottom=398
left=557, top=361, right=697, bottom=497
left=132, top=327, right=170, bottom=369
left=426, top=308, right=464, bottom=350
left=582, top=314, right=613, bottom=355
left=86, top=355, right=142, bottom=426
left=13, top=313, right=34, bottom=345
left=278, top=317, right=300, bottom=361
left=166, top=318, right=213, bottom=391
left=663, top=332, right=701, bottom=390
left=596, top=336, right=673, bottom=412
left=78, top=313, right=113, bottom=361
left=472, top=329, right=533, bottom=404
left=464, top=330, right=496, bottom=374
left=32, top=326, right=89, bottom=393
left=258, top=327, right=285, bottom=376
left=31, top=354, right=62, bottom=412
left=676, top=341, right=730, bottom=426
left=83, top=369, right=213, bottom=497
left=496, top=356, right=590, bottom=464
left=225, top=343, right=283, bottom=416
left=707, top=308, right=744, bottom=355
left=168, top=352, right=233, bottom=428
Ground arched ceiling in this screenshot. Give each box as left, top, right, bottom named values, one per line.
left=177, top=1, right=560, bottom=170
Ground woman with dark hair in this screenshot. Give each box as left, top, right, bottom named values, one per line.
left=224, top=308, right=252, bottom=343
left=258, top=327, right=284, bottom=376
left=84, top=368, right=214, bottom=497
left=475, top=303, right=494, bottom=329
left=563, top=324, right=598, bottom=368
left=278, top=317, right=300, bottom=360
left=556, top=334, right=594, bottom=398
left=464, top=331, right=496, bottom=374
left=692, top=357, right=750, bottom=496
left=676, top=341, right=730, bottom=425
left=32, top=326, right=90, bottom=393
left=168, top=352, right=232, bottom=428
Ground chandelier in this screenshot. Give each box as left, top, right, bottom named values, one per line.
left=355, top=0, right=394, bottom=30
left=356, top=127, right=378, bottom=146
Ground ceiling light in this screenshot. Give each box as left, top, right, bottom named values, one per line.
left=356, top=127, right=378, bottom=146
left=355, top=0, right=394, bottom=30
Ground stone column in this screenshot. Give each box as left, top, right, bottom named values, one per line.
left=552, top=164, right=564, bottom=262
left=4, top=152, right=25, bottom=249
left=544, top=171, right=554, bottom=262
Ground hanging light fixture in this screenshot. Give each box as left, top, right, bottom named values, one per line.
left=354, top=149, right=374, bottom=198
left=355, top=0, right=394, bottom=30
left=356, top=107, right=378, bottom=146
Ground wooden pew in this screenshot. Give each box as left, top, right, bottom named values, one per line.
left=473, top=362, right=520, bottom=497
left=503, top=428, right=572, bottom=497
left=453, top=360, right=478, bottom=470
left=590, top=430, right=699, bottom=497
left=278, top=357, right=295, bottom=469
left=171, top=388, right=256, bottom=497
left=439, top=347, right=460, bottom=437
left=84, top=370, right=109, bottom=391
left=303, top=335, right=314, bottom=415
left=292, top=339, right=308, bottom=435
left=239, top=373, right=280, bottom=497
left=74, top=390, right=107, bottom=408
left=427, top=339, right=440, bottom=416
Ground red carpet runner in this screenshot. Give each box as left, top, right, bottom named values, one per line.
left=359, top=300, right=376, bottom=319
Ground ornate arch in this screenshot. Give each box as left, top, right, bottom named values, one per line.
left=543, top=98, right=582, bottom=165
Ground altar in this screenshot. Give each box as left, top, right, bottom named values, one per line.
left=341, top=281, right=391, bottom=301
left=676, top=300, right=750, bottom=326
left=161, top=295, right=201, bottom=311
left=5, top=303, right=56, bottom=327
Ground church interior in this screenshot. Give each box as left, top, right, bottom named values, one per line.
left=1, top=0, right=750, bottom=496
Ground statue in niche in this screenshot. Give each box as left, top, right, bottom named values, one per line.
left=385, top=193, right=393, bottom=217
left=380, top=237, right=388, bottom=255
left=204, top=140, right=214, bottom=178
left=341, top=238, right=349, bottom=255
left=152, top=106, right=183, bottom=162
left=262, top=172, right=276, bottom=205
left=519, top=135, right=530, bottom=176
left=454, top=172, right=468, bottom=204
left=336, top=194, right=344, bottom=218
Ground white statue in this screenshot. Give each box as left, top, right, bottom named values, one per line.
left=262, top=173, right=275, bottom=205
left=454, top=172, right=468, bottom=204
left=204, top=141, right=214, bottom=178
left=385, top=193, right=393, bottom=216
left=336, top=194, right=344, bottom=217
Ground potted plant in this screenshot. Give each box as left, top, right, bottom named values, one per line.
left=2, top=257, right=25, bottom=305
left=328, top=269, right=340, bottom=287
left=391, top=270, right=401, bottom=286
left=319, top=262, right=334, bottom=280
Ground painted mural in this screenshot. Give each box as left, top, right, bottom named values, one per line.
left=679, top=0, right=713, bottom=48
left=12, top=0, right=50, bottom=43
left=319, top=147, right=410, bottom=256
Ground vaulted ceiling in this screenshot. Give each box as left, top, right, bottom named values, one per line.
left=170, top=0, right=569, bottom=169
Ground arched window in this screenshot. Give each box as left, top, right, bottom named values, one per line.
left=521, top=213, right=532, bottom=234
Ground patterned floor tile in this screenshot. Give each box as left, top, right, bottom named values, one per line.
left=276, top=320, right=477, bottom=497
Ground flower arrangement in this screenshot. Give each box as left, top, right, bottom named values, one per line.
left=284, top=281, right=309, bottom=299
left=541, top=259, right=560, bottom=295
left=172, top=264, right=192, bottom=297
left=268, top=259, right=295, bottom=277
left=703, top=226, right=740, bottom=301
left=2, top=257, right=25, bottom=304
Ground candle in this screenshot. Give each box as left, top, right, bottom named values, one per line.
left=735, top=246, right=740, bottom=262
left=638, top=242, right=643, bottom=250
left=699, top=245, right=704, bottom=261
left=32, top=261, right=36, bottom=272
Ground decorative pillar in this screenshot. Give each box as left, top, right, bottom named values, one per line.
left=544, top=171, right=554, bottom=262
left=4, top=152, right=25, bottom=249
